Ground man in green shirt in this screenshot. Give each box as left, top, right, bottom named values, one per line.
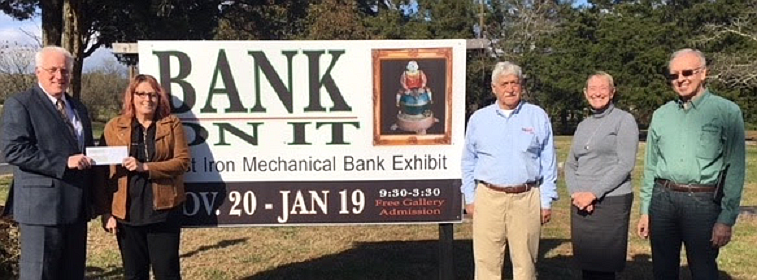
left=636, top=48, right=746, bottom=280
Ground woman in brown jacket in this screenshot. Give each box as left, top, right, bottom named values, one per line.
left=97, top=74, right=190, bottom=280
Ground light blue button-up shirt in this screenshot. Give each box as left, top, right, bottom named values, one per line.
left=461, top=102, right=558, bottom=208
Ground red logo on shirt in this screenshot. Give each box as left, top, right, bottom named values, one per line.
left=522, top=127, right=535, bottom=134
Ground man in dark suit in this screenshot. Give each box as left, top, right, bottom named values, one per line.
left=1, top=46, right=96, bottom=280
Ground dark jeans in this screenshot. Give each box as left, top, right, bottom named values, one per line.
left=649, top=184, right=720, bottom=280
left=117, top=221, right=182, bottom=280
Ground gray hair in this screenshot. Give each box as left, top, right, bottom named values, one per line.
left=669, top=48, right=706, bottom=69
left=491, top=61, right=522, bottom=85
left=586, top=71, right=615, bottom=89
left=35, top=46, right=73, bottom=70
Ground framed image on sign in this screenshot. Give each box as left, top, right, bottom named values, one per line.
left=372, top=48, right=453, bottom=145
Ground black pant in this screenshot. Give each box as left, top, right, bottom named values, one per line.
left=649, top=184, right=720, bottom=280
left=117, top=221, right=182, bottom=280
left=582, top=270, right=615, bottom=280
left=18, top=221, right=87, bottom=280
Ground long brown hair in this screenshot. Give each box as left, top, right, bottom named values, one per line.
left=121, top=74, right=172, bottom=120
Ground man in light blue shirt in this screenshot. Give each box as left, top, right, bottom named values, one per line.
left=462, top=61, right=558, bottom=280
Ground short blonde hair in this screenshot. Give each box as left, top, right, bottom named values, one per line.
left=585, top=71, right=615, bottom=89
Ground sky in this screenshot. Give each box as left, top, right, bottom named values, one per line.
left=0, top=13, right=123, bottom=73
left=0, top=13, right=39, bottom=46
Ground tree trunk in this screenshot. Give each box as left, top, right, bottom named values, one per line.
left=62, top=0, right=85, bottom=100
left=560, top=108, right=569, bottom=135
left=41, top=0, right=63, bottom=46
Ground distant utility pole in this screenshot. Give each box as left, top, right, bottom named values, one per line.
left=112, top=43, right=139, bottom=78
left=479, top=0, right=485, bottom=38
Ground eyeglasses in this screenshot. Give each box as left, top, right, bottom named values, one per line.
left=587, top=86, right=611, bottom=92
left=39, top=67, right=70, bottom=76
left=667, top=67, right=703, bottom=81
left=134, top=91, right=159, bottom=99
left=497, top=80, right=521, bottom=87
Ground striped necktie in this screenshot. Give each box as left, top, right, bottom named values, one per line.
left=55, top=99, right=77, bottom=139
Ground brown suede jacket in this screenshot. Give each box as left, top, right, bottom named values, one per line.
left=94, top=114, right=190, bottom=219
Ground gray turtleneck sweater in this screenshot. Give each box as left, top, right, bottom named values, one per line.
left=565, top=104, right=639, bottom=198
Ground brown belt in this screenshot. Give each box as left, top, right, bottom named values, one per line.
left=481, top=181, right=537, bottom=194
left=655, top=179, right=716, bottom=193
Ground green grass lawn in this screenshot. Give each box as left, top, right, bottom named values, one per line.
left=0, top=139, right=755, bottom=279
left=92, top=121, right=105, bottom=139
left=0, top=176, right=9, bottom=204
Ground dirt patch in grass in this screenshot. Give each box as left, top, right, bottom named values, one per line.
left=0, top=177, right=18, bottom=279
left=746, top=130, right=757, bottom=141
left=0, top=207, right=18, bottom=279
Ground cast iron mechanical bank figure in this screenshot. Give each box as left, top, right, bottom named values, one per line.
left=392, top=61, right=438, bottom=134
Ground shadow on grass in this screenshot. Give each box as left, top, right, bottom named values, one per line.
left=240, top=238, right=734, bottom=280
left=83, top=238, right=248, bottom=280
left=85, top=266, right=123, bottom=279
left=240, top=238, right=568, bottom=280
left=555, top=253, right=733, bottom=280
left=180, top=238, right=248, bottom=258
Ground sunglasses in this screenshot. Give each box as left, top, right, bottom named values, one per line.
left=667, top=67, right=703, bottom=81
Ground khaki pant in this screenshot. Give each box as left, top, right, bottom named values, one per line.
left=472, top=183, right=542, bottom=280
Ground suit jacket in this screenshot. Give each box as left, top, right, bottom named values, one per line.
left=0, top=85, right=95, bottom=225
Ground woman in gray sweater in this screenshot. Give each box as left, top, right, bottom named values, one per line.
left=566, top=71, right=639, bottom=280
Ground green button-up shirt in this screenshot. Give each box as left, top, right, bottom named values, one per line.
left=641, top=90, right=746, bottom=226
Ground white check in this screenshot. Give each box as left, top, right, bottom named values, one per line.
left=86, top=146, right=128, bottom=165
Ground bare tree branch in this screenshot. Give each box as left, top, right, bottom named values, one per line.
left=0, top=44, right=36, bottom=102
left=18, top=28, right=42, bottom=47
left=488, top=0, right=561, bottom=62
left=694, top=0, right=757, bottom=88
